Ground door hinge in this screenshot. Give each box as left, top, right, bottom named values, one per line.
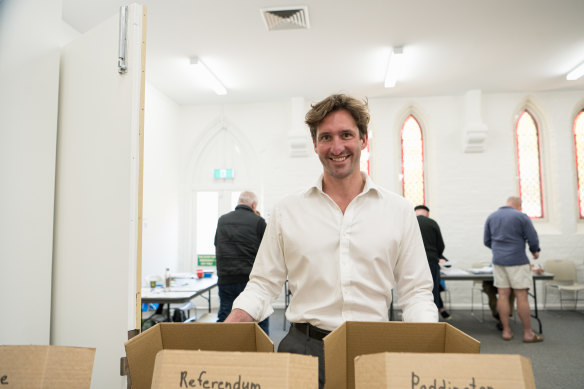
left=118, top=5, right=128, bottom=74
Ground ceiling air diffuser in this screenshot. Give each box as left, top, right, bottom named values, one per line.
left=260, top=6, right=310, bottom=31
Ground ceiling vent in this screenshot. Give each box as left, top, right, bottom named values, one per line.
left=260, top=6, right=310, bottom=31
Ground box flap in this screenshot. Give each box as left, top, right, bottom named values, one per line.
left=124, top=322, right=274, bottom=389
left=0, top=345, right=95, bottom=388
left=125, top=323, right=164, bottom=389
left=354, top=353, right=535, bottom=389
left=520, top=355, right=537, bottom=389
left=151, top=350, right=318, bottom=388
left=157, top=322, right=273, bottom=351
left=323, top=321, right=347, bottom=389
left=324, top=322, right=480, bottom=389
left=255, top=324, right=275, bottom=352
left=444, top=324, right=481, bottom=353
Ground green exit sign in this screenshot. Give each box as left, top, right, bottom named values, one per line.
left=213, top=168, right=234, bottom=179
left=197, top=254, right=216, bottom=266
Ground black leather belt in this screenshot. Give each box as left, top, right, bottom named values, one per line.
left=292, top=322, right=331, bottom=340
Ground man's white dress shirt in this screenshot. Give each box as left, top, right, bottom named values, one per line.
left=233, top=173, right=438, bottom=331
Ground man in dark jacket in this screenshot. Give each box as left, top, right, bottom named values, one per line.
left=214, top=191, right=269, bottom=334
left=415, top=205, right=451, bottom=320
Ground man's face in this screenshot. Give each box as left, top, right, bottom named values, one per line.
left=313, top=109, right=367, bottom=180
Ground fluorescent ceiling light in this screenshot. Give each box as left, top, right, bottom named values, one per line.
left=190, top=56, right=227, bottom=95
left=384, top=46, right=404, bottom=88
left=566, top=60, right=584, bottom=81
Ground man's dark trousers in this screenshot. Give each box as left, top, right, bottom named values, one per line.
left=428, top=260, right=444, bottom=309
left=217, top=282, right=270, bottom=335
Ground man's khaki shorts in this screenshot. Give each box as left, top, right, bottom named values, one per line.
left=493, top=264, right=532, bottom=290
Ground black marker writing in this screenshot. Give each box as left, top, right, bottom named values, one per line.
left=411, top=372, right=494, bottom=389
left=179, top=370, right=261, bottom=388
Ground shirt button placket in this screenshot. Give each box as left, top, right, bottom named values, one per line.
left=339, top=214, right=352, bottom=319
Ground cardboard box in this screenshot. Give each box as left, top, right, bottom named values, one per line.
left=323, top=322, right=480, bottom=389
left=124, top=322, right=274, bottom=389
left=151, top=350, right=318, bottom=388
left=0, top=345, right=95, bottom=388
left=354, top=353, right=535, bottom=389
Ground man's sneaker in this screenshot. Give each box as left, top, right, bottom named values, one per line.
left=440, top=310, right=452, bottom=320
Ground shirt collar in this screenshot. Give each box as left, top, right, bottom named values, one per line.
left=305, top=172, right=383, bottom=198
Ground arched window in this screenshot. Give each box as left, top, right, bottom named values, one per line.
left=401, top=115, right=425, bottom=205
left=574, top=110, right=584, bottom=218
left=515, top=110, right=543, bottom=218
left=360, top=131, right=371, bottom=174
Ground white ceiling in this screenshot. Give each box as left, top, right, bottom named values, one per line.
left=62, top=0, right=584, bottom=105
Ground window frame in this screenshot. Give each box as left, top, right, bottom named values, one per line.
left=573, top=109, right=584, bottom=219
left=514, top=109, right=544, bottom=219
left=400, top=114, right=425, bottom=205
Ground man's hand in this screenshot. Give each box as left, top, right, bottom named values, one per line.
left=532, top=251, right=540, bottom=259
left=225, top=308, right=255, bottom=323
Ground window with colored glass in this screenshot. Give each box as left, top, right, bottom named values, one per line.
left=360, top=131, right=371, bottom=174
left=574, top=110, right=584, bottom=218
left=401, top=115, right=425, bottom=205
left=515, top=110, right=543, bottom=218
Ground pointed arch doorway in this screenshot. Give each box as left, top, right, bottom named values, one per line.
left=186, top=119, right=261, bottom=271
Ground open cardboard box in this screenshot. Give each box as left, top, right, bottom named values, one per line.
left=0, top=345, right=95, bottom=388
left=354, top=352, right=536, bottom=389
left=151, top=349, right=318, bottom=388
left=323, top=322, right=480, bottom=389
left=124, top=322, right=275, bottom=389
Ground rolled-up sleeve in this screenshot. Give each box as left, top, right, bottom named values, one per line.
left=483, top=218, right=492, bottom=248
left=232, top=207, right=287, bottom=322
left=523, top=215, right=540, bottom=253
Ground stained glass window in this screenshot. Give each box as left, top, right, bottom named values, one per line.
left=360, top=131, right=371, bottom=174
left=515, top=110, right=543, bottom=218
left=574, top=110, right=584, bottom=218
left=401, top=115, right=425, bottom=205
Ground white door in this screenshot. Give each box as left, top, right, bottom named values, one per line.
left=0, top=1, right=60, bottom=345
left=52, top=4, right=145, bottom=389
left=195, top=190, right=240, bottom=262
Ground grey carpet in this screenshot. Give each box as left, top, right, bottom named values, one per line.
left=268, top=308, right=584, bottom=389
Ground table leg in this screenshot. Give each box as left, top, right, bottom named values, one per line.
left=530, top=277, right=543, bottom=334
left=166, top=304, right=172, bottom=322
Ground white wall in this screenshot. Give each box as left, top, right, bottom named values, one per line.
left=142, top=83, right=182, bottom=282
left=368, top=91, right=584, bottom=306
left=179, top=101, right=320, bottom=215
left=0, top=0, right=62, bottom=344
left=137, top=90, right=584, bottom=308
left=177, top=101, right=320, bottom=278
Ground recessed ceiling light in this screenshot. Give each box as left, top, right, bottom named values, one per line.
left=384, top=46, right=404, bottom=88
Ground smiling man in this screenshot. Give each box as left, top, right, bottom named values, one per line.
left=225, top=94, right=437, bottom=388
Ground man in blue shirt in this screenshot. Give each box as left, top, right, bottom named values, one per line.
left=484, top=196, right=542, bottom=343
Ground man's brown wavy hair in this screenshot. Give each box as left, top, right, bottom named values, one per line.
left=305, top=94, right=370, bottom=143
